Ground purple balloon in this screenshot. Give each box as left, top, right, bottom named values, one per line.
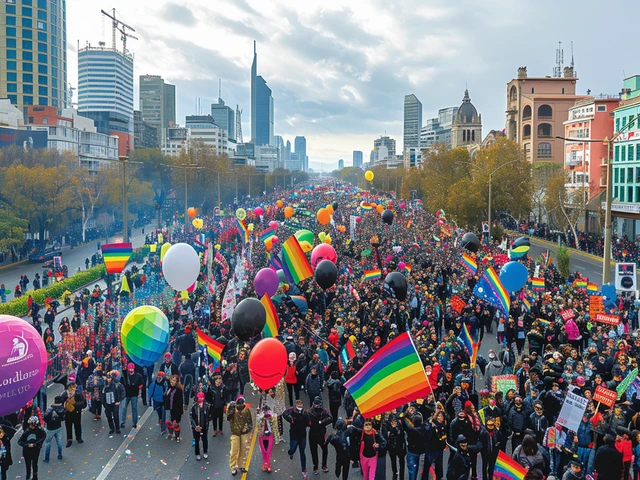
left=0, top=315, right=47, bottom=416
left=254, top=268, right=279, bottom=298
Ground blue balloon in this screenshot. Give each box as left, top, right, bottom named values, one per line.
left=499, top=261, right=529, bottom=293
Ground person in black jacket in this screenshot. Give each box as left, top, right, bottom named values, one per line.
left=207, top=375, right=226, bottom=436
left=178, top=327, right=196, bottom=358
left=60, top=382, right=86, bottom=447
left=307, top=396, right=333, bottom=474
left=594, top=434, right=623, bottom=480
left=282, top=398, right=311, bottom=477
left=447, top=435, right=472, bottom=480
left=42, top=396, right=66, bottom=462
left=385, top=414, right=406, bottom=480
left=159, top=352, right=179, bottom=380
left=18, top=416, right=46, bottom=480
left=326, top=371, right=343, bottom=427
left=101, top=371, right=125, bottom=436
left=403, top=408, right=427, bottom=480
left=424, top=410, right=447, bottom=480
left=479, top=418, right=504, bottom=480
left=327, top=418, right=351, bottom=480
left=120, top=363, right=143, bottom=429
left=190, top=392, right=211, bottom=461
left=0, top=424, right=13, bottom=480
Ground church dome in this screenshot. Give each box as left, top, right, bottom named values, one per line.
left=455, top=89, right=479, bottom=124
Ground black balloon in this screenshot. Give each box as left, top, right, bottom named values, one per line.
left=512, top=236, right=531, bottom=249
left=314, top=259, right=338, bottom=290
left=461, top=232, right=480, bottom=253
left=332, top=201, right=338, bottom=212
left=382, top=209, right=394, bottom=225
left=231, top=298, right=266, bottom=342
left=216, top=336, right=229, bottom=346
left=384, top=271, right=407, bottom=301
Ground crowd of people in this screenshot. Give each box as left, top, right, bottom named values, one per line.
left=1, top=180, right=640, bottom=480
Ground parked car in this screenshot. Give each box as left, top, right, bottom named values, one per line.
left=29, top=246, right=62, bottom=262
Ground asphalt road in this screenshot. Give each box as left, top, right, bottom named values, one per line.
left=0, top=224, right=152, bottom=300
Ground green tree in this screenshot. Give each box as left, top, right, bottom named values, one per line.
left=0, top=210, right=28, bottom=253
left=557, top=246, right=570, bottom=279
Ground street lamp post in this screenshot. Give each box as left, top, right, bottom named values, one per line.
left=487, top=159, right=521, bottom=241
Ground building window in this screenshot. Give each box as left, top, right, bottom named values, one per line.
left=622, top=146, right=626, bottom=161
left=537, top=123, right=552, bottom=137
left=37, top=9, right=46, bottom=20
left=23, top=62, right=32, bottom=72
left=616, top=118, right=621, bottom=132
left=37, top=21, right=46, bottom=30
left=6, top=15, right=16, bottom=25
left=38, top=53, right=47, bottom=63
left=22, top=6, right=32, bottom=16
left=615, top=145, right=620, bottom=161
left=522, top=105, right=532, bottom=120
left=629, top=186, right=634, bottom=202
left=22, top=73, right=33, bottom=83
left=597, top=105, right=607, bottom=112
left=562, top=88, right=565, bottom=94
left=538, top=105, right=553, bottom=118
left=22, top=28, right=32, bottom=38
left=620, top=188, right=625, bottom=202
left=22, top=39, right=32, bottom=50
left=614, top=186, right=619, bottom=199
left=8, top=95, right=17, bottom=105
left=7, top=84, right=17, bottom=93
left=629, top=167, right=634, bottom=183
left=22, top=17, right=32, bottom=27
left=472, top=130, right=475, bottom=141
left=6, top=38, right=16, bottom=48
left=510, top=86, right=517, bottom=101
left=614, top=169, right=620, bottom=183
left=6, top=61, right=16, bottom=70
left=23, top=96, right=33, bottom=105
left=6, top=27, right=16, bottom=36
left=23, top=85, right=33, bottom=94
left=37, top=31, right=46, bottom=41
left=38, top=86, right=47, bottom=96
left=38, top=64, right=47, bottom=74
left=629, top=145, right=635, bottom=161
left=6, top=4, right=16, bottom=13
left=537, top=142, right=552, bottom=158
left=22, top=51, right=32, bottom=60
left=38, top=42, right=47, bottom=52
left=6, top=72, right=16, bottom=82
left=38, top=97, right=48, bottom=106
left=6, top=50, right=16, bottom=59
left=531, top=88, right=535, bottom=94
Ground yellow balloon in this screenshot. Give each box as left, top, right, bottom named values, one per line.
left=365, top=170, right=374, bottom=181
left=248, top=223, right=254, bottom=232
left=299, top=241, right=313, bottom=253
left=192, top=218, right=203, bottom=229
left=215, top=244, right=221, bottom=250
left=181, top=290, right=189, bottom=300
left=318, top=232, right=326, bottom=242
left=236, top=208, right=247, bottom=221
left=324, top=234, right=332, bottom=245
left=160, top=242, right=171, bottom=262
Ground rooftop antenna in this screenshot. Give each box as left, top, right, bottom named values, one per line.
left=218, top=79, right=221, bottom=101
left=554, top=41, right=563, bottom=78
left=570, top=41, right=577, bottom=77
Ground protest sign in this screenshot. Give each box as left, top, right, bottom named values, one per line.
left=557, top=392, right=589, bottom=432
left=617, top=368, right=639, bottom=398
left=594, top=313, right=620, bottom=326
left=589, top=295, right=604, bottom=315
left=492, top=375, right=518, bottom=396
left=593, top=385, right=617, bottom=408
left=559, top=309, right=575, bottom=321
left=450, top=295, right=467, bottom=314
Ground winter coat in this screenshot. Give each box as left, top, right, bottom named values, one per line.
left=238, top=357, right=250, bottom=384
left=164, top=386, right=184, bottom=419
left=0, top=435, right=12, bottom=469
left=148, top=379, right=167, bottom=404
left=485, top=359, right=505, bottom=390
left=282, top=406, right=310, bottom=440
left=285, top=364, right=297, bottom=384
left=576, top=419, right=593, bottom=448
left=307, top=406, right=333, bottom=435
left=479, top=428, right=504, bottom=456
left=43, top=404, right=66, bottom=431
left=594, top=444, right=623, bottom=480
left=101, top=380, right=125, bottom=406
left=305, top=373, right=323, bottom=397
left=513, top=446, right=545, bottom=480
left=529, top=413, right=548, bottom=442
left=385, top=423, right=406, bottom=454
left=190, top=402, right=212, bottom=430
left=159, top=361, right=179, bottom=379
left=426, top=419, right=447, bottom=452
left=508, top=407, right=527, bottom=434
left=326, top=378, right=343, bottom=404
left=448, top=448, right=472, bottom=480
left=615, top=437, right=633, bottom=462
left=565, top=319, right=581, bottom=341
left=207, top=383, right=226, bottom=409
left=403, top=417, right=427, bottom=454
left=120, top=371, right=143, bottom=398
left=60, top=391, right=87, bottom=415
left=227, top=404, right=253, bottom=436
left=18, top=426, right=46, bottom=451
left=327, top=419, right=350, bottom=454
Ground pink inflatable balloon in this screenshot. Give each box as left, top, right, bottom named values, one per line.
left=269, top=221, right=278, bottom=229
left=254, top=207, right=264, bottom=216
left=311, top=243, right=337, bottom=268
left=399, top=202, right=406, bottom=209
left=398, top=261, right=406, bottom=271
left=0, top=315, right=47, bottom=416
left=272, top=236, right=279, bottom=244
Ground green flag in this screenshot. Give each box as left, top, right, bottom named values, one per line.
left=617, top=367, right=638, bottom=398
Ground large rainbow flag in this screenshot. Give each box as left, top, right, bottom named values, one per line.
left=236, top=219, right=250, bottom=244
left=363, top=269, right=381, bottom=281
left=101, top=243, right=132, bottom=274
left=196, top=327, right=224, bottom=361
left=280, top=235, right=313, bottom=284
left=460, top=252, right=478, bottom=275
left=344, top=332, right=431, bottom=418
left=494, top=451, right=526, bottom=480
left=474, top=266, right=510, bottom=315
left=260, top=294, right=280, bottom=338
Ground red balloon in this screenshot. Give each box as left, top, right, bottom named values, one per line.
left=248, top=338, right=287, bottom=390
left=272, top=236, right=279, bottom=244
left=254, top=207, right=264, bottom=216
left=311, top=243, right=337, bottom=268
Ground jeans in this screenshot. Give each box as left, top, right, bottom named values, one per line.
left=423, top=450, right=444, bottom=480
left=577, top=447, right=590, bottom=472
left=44, top=426, right=63, bottom=460
left=407, top=451, right=422, bottom=480
left=104, top=403, right=121, bottom=432
left=120, top=396, right=138, bottom=427
left=288, top=436, right=308, bottom=472
left=151, top=401, right=166, bottom=432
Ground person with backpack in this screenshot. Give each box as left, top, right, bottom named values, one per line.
left=148, top=372, right=167, bottom=435
left=348, top=418, right=386, bottom=480
left=42, top=396, right=66, bottom=462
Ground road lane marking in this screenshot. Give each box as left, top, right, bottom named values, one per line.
left=96, top=405, right=153, bottom=480
left=241, top=424, right=259, bottom=479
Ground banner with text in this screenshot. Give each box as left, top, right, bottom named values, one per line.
left=557, top=391, right=589, bottom=432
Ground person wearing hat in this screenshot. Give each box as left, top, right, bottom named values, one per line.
left=307, top=396, right=333, bottom=475
left=508, top=396, right=527, bottom=452
left=160, top=352, right=179, bottom=380
left=563, top=459, right=585, bottom=480
left=0, top=422, right=13, bottom=480
left=285, top=352, right=300, bottom=407
left=148, top=372, right=168, bottom=435
left=257, top=405, right=275, bottom=473
left=327, top=418, right=351, bottom=480
left=60, top=380, right=86, bottom=448
left=18, top=416, right=45, bottom=480
left=485, top=350, right=505, bottom=390
left=101, top=370, right=125, bottom=437
left=594, top=434, right=623, bottom=480
left=119, top=362, right=143, bottom=430
left=305, top=365, right=323, bottom=408
left=190, top=391, right=211, bottom=461
left=447, top=435, right=472, bottom=480
left=42, top=395, right=66, bottom=462
left=227, top=396, right=253, bottom=476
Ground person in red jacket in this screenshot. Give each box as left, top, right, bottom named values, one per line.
left=285, top=352, right=299, bottom=407
left=615, top=427, right=633, bottom=480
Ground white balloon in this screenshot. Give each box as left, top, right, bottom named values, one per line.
left=162, top=243, right=200, bottom=291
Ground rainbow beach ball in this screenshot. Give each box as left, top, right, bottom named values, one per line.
left=120, top=305, right=169, bottom=367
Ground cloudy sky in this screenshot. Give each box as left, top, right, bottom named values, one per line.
left=67, top=0, right=639, bottom=171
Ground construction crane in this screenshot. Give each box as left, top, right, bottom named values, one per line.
left=101, top=8, right=136, bottom=54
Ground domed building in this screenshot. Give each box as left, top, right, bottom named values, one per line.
left=451, top=89, right=482, bottom=148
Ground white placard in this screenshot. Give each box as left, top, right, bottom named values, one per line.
left=556, top=391, right=588, bottom=432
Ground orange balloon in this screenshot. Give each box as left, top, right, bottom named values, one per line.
left=276, top=200, right=284, bottom=208
left=284, top=206, right=294, bottom=218
left=325, top=204, right=334, bottom=214
left=317, top=208, right=330, bottom=225
left=370, top=202, right=376, bottom=208
left=188, top=207, right=196, bottom=218
left=376, top=205, right=384, bottom=213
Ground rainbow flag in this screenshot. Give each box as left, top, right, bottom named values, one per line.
left=574, top=280, right=587, bottom=289
left=360, top=202, right=373, bottom=211
left=260, top=227, right=276, bottom=243
left=363, top=269, right=381, bottom=281
left=531, top=277, right=545, bottom=291
left=268, top=255, right=283, bottom=272
left=537, top=318, right=551, bottom=328
left=101, top=243, right=132, bottom=274
left=587, top=282, right=598, bottom=294
left=260, top=294, right=280, bottom=338
left=474, top=266, right=510, bottom=315
left=521, top=294, right=532, bottom=312
left=404, top=265, right=412, bottom=274
left=495, top=451, right=526, bottom=480
left=460, top=253, right=478, bottom=275
left=280, top=235, right=313, bottom=284
left=458, top=323, right=479, bottom=369
left=236, top=219, right=250, bottom=244
left=339, top=337, right=357, bottom=373
left=196, top=327, right=224, bottom=361
left=344, top=332, right=431, bottom=418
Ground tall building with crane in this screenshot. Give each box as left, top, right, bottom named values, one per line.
left=77, top=9, right=136, bottom=156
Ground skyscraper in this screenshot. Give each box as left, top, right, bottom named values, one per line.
left=403, top=94, right=422, bottom=152
left=294, top=136, right=307, bottom=172
left=338, top=159, right=344, bottom=170
left=211, top=97, right=235, bottom=142
left=274, top=135, right=285, bottom=168
left=78, top=45, right=134, bottom=156
left=251, top=41, right=274, bottom=146
left=1, top=0, right=68, bottom=111
left=139, top=75, right=176, bottom=147
left=353, top=151, right=363, bottom=168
